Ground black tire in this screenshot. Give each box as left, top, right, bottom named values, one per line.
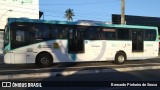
left=36, top=53, right=53, bottom=67
left=114, top=52, right=126, bottom=64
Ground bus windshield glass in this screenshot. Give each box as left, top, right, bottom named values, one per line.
left=4, top=26, right=9, bottom=47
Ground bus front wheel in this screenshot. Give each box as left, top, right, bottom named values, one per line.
left=114, top=52, right=126, bottom=64
left=36, top=53, right=53, bottom=67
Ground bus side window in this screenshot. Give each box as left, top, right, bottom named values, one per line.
left=102, top=28, right=116, bottom=40
left=41, top=24, right=49, bottom=39
left=62, top=27, right=68, bottom=38
left=52, top=27, right=58, bottom=39
left=59, top=26, right=68, bottom=39
left=51, top=26, right=60, bottom=39
left=117, top=29, right=130, bottom=40
left=84, top=27, right=101, bottom=40
left=31, top=24, right=50, bottom=40
left=30, top=25, right=37, bottom=39
left=50, top=25, right=68, bottom=39
left=144, top=30, right=156, bottom=41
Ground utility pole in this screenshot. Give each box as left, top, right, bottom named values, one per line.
left=121, top=0, right=125, bottom=24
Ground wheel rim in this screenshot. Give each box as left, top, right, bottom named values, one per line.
left=40, top=57, right=49, bottom=65
left=118, top=55, right=125, bottom=63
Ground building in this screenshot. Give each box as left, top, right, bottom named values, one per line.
left=112, top=14, right=160, bottom=35
left=0, top=0, right=39, bottom=60
left=0, top=0, right=39, bottom=30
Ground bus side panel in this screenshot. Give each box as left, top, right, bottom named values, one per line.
left=102, top=40, right=116, bottom=61
left=26, top=52, right=38, bottom=63
left=143, top=41, right=159, bottom=59
left=69, top=40, right=131, bottom=62
left=14, top=51, right=27, bottom=64
left=51, top=40, right=70, bottom=62
left=104, top=41, right=134, bottom=61
left=10, top=49, right=28, bottom=64
left=29, top=40, right=69, bottom=63
left=73, top=40, right=105, bottom=62
left=8, top=40, right=70, bottom=64
left=4, top=53, right=12, bottom=64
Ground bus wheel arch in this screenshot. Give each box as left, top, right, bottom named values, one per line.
left=114, top=51, right=127, bottom=64
left=36, top=51, right=53, bottom=67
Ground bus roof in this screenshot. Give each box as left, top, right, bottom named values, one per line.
left=7, top=18, right=158, bottom=30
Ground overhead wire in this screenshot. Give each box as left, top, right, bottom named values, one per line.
left=0, top=0, right=120, bottom=6
left=0, top=0, right=121, bottom=21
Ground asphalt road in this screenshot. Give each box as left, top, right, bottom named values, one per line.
left=14, top=69, right=160, bottom=81
left=2, top=69, right=160, bottom=90
left=0, top=57, right=159, bottom=75
left=0, top=57, right=160, bottom=90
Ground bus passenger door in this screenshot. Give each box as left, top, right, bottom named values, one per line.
left=77, top=29, right=84, bottom=53
left=68, top=28, right=84, bottom=53
left=132, top=30, right=144, bottom=59
left=68, top=29, right=76, bottom=53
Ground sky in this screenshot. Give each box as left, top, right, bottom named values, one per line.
left=40, top=0, right=160, bottom=22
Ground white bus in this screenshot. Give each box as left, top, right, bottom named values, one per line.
left=4, top=18, right=159, bottom=67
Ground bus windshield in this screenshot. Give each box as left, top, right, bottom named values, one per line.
left=4, top=26, right=9, bottom=47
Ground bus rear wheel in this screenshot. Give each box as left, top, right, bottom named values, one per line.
left=36, top=53, right=53, bottom=67
left=114, top=52, right=126, bottom=64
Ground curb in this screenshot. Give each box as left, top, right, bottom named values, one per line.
left=1, top=65, right=160, bottom=80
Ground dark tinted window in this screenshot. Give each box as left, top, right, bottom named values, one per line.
left=10, top=22, right=51, bottom=49
left=144, top=30, right=156, bottom=41
left=31, top=24, right=50, bottom=40
left=117, top=29, right=130, bottom=40
left=50, top=25, right=68, bottom=39
left=76, top=26, right=85, bottom=40
left=102, top=28, right=116, bottom=40
left=84, top=27, right=101, bottom=40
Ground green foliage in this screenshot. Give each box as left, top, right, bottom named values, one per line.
left=64, top=8, right=75, bottom=21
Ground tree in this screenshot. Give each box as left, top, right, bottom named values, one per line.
left=64, top=8, right=75, bottom=21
